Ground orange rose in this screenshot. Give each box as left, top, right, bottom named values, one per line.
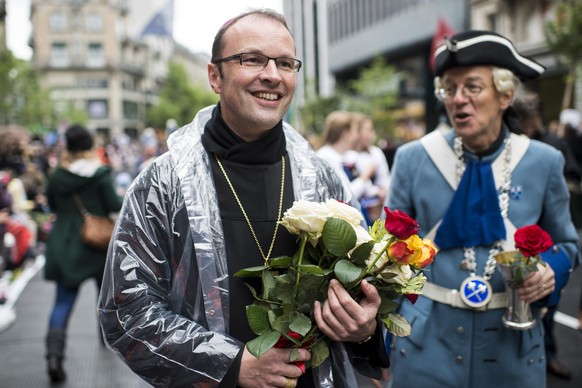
left=388, top=236, right=437, bottom=268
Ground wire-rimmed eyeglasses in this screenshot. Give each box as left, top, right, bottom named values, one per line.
left=436, top=84, right=493, bottom=101
left=212, top=52, right=302, bottom=73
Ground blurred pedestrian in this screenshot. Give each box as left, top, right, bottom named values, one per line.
left=513, top=90, right=580, bottom=379
left=388, top=30, right=580, bottom=387
left=316, top=110, right=377, bottom=206
left=346, top=112, right=391, bottom=223
left=560, top=109, right=582, bottom=331
left=44, top=124, right=122, bottom=383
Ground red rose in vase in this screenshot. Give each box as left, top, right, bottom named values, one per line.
left=514, top=224, right=553, bottom=257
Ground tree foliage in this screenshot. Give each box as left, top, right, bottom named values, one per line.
left=544, top=0, right=582, bottom=109
left=0, top=50, right=55, bottom=129
left=146, top=61, right=218, bottom=128
left=299, top=56, right=399, bottom=139
left=343, top=57, right=399, bottom=139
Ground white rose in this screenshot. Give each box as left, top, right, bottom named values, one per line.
left=378, top=263, right=413, bottom=286
left=324, top=199, right=363, bottom=226
left=354, top=225, right=373, bottom=246
left=280, top=200, right=333, bottom=238
left=349, top=225, right=374, bottom=256
left=365, top=242, right=390, bottom=271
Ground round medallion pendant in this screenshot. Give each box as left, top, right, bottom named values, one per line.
left=460, top=276, right=492, bottom=308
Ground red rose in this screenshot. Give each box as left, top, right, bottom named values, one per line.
left=405, top=294, right=419, bottom=304
left=384, top=207, right=420, bottom=240
left=274, top=332, right=301, bottom=348
left=514, top=225, right=553, bottom=257
left=274, top=332, right=306, bottom=373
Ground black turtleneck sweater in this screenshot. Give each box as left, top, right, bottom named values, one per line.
left=202, top=106, right=387, bottom=387
left=202, top=104, right=297, bottom=342
left=202, top=106, right=316, bottom=387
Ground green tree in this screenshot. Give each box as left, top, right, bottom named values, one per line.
left=544, top=0, right=582, bottom=109
left=344, top=57, right=399, bottom=139
left=298, top=79, right=342, bottom=136
left=0, top=50, right=55, bottom=128
left=146, top=61, right=218, bottom=128
left=298, top=56, right=399, bottom=140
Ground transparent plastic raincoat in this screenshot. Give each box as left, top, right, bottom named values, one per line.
left=98, top=106, right=380, bottom=387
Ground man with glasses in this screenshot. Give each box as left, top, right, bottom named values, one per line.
left=98, top=9, right=388, bottom=388
left=387, top=30, right=580, bottom=387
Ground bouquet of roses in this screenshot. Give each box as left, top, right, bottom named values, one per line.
left=495, top=224, right=553, bottom=287
left=234, top=199, right=437, bottom=368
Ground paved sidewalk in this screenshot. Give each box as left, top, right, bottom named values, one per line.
left=0, top=257, right=142, bottom=387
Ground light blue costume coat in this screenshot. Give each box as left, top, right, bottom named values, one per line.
left=388, top=128, right=580, bottom=388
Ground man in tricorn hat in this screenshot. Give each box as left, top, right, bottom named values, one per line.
left=386, top=30, right=581, bottom=387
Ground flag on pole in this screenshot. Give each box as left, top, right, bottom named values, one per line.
left=429, top=17, right=455, bottom=73
left=140, top=0, right=174, bottom=38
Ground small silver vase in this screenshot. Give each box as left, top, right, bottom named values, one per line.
left=495, top=252, right=536, bottom=330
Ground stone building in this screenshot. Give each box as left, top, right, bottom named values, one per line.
left=29, top=0, right=207, bottom=139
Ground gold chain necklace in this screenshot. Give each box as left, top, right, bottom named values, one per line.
left=215, top=155, right=285, bottom=265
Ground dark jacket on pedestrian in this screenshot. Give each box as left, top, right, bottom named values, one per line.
left=45, top=161, right=122, bottom=287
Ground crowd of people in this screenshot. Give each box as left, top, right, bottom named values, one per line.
left=1, top=7, right=582, bottom=388
left=0, top=123, right=164, bottom=381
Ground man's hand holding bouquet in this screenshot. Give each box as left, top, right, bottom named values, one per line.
left=234, top=199, right=437, bottom=369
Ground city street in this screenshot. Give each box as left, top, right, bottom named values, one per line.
left=1, top=255, right=581, bottom=387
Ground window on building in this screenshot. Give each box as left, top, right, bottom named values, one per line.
left=487, top=13, right=500, bottom=33
left=86, top=13, right=103, bottom=32
left=123, top=101, right=138, bottom=119
left=50, top=43, right=69, bottom=67
left=87, top=43, right=105, bottom=67
left=49, top=12, right=67, bottom=33
left=89, top=78, right=108, bottom=88
left=88, top=99, right=108, bottom=118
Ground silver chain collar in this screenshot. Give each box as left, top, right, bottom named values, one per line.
left=454, top=135, right=512, bottom=280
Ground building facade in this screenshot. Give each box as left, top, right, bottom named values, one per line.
left=284, top=0, right=573, bottom=135
left=0, top=0, right=6, bottom=52
left=29, top=0, right=207, bottom=139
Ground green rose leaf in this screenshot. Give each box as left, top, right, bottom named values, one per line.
left=246, top=330, right=281, bottom=359
left=289, top=312, right=312, bottom=337
left=262, top=270, right=276, bottom=300
left=273, top=274, right=294, bottom=304
left=271, top=312, right=291, bottom=334
left=246, top=305, right=271, bottom=335
left=269, top=256, right=292, bottom=268
left=290, top=348, right=301, bottom=362
left=382, top=312, right=411, bottom=337
left=377, top=298, right=399, bottom=315
left=322, top=218, right=357, bottom=257
left=334, top=259, right=364, bottom=285
left=298, top=264, right=326, bottom=275
left=311, top=340, right=330, bottom=368
left=350, top=241, right=374, bottom=266
left=234, top=266, right=268, bottom=277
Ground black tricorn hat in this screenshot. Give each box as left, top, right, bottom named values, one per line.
left=434, top=30, right=545, bottom=81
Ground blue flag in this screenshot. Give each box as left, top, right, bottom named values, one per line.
left=140, top=0, right=174, bottom=38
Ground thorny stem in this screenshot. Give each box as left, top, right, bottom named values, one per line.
left=351, top=237, right=395, bottom=288
left=366, top=237, right=394, bottom=274
left=294, top=234, right=308, bottom=300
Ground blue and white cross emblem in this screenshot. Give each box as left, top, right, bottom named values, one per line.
left=460, top=276, right=492, bottom=308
